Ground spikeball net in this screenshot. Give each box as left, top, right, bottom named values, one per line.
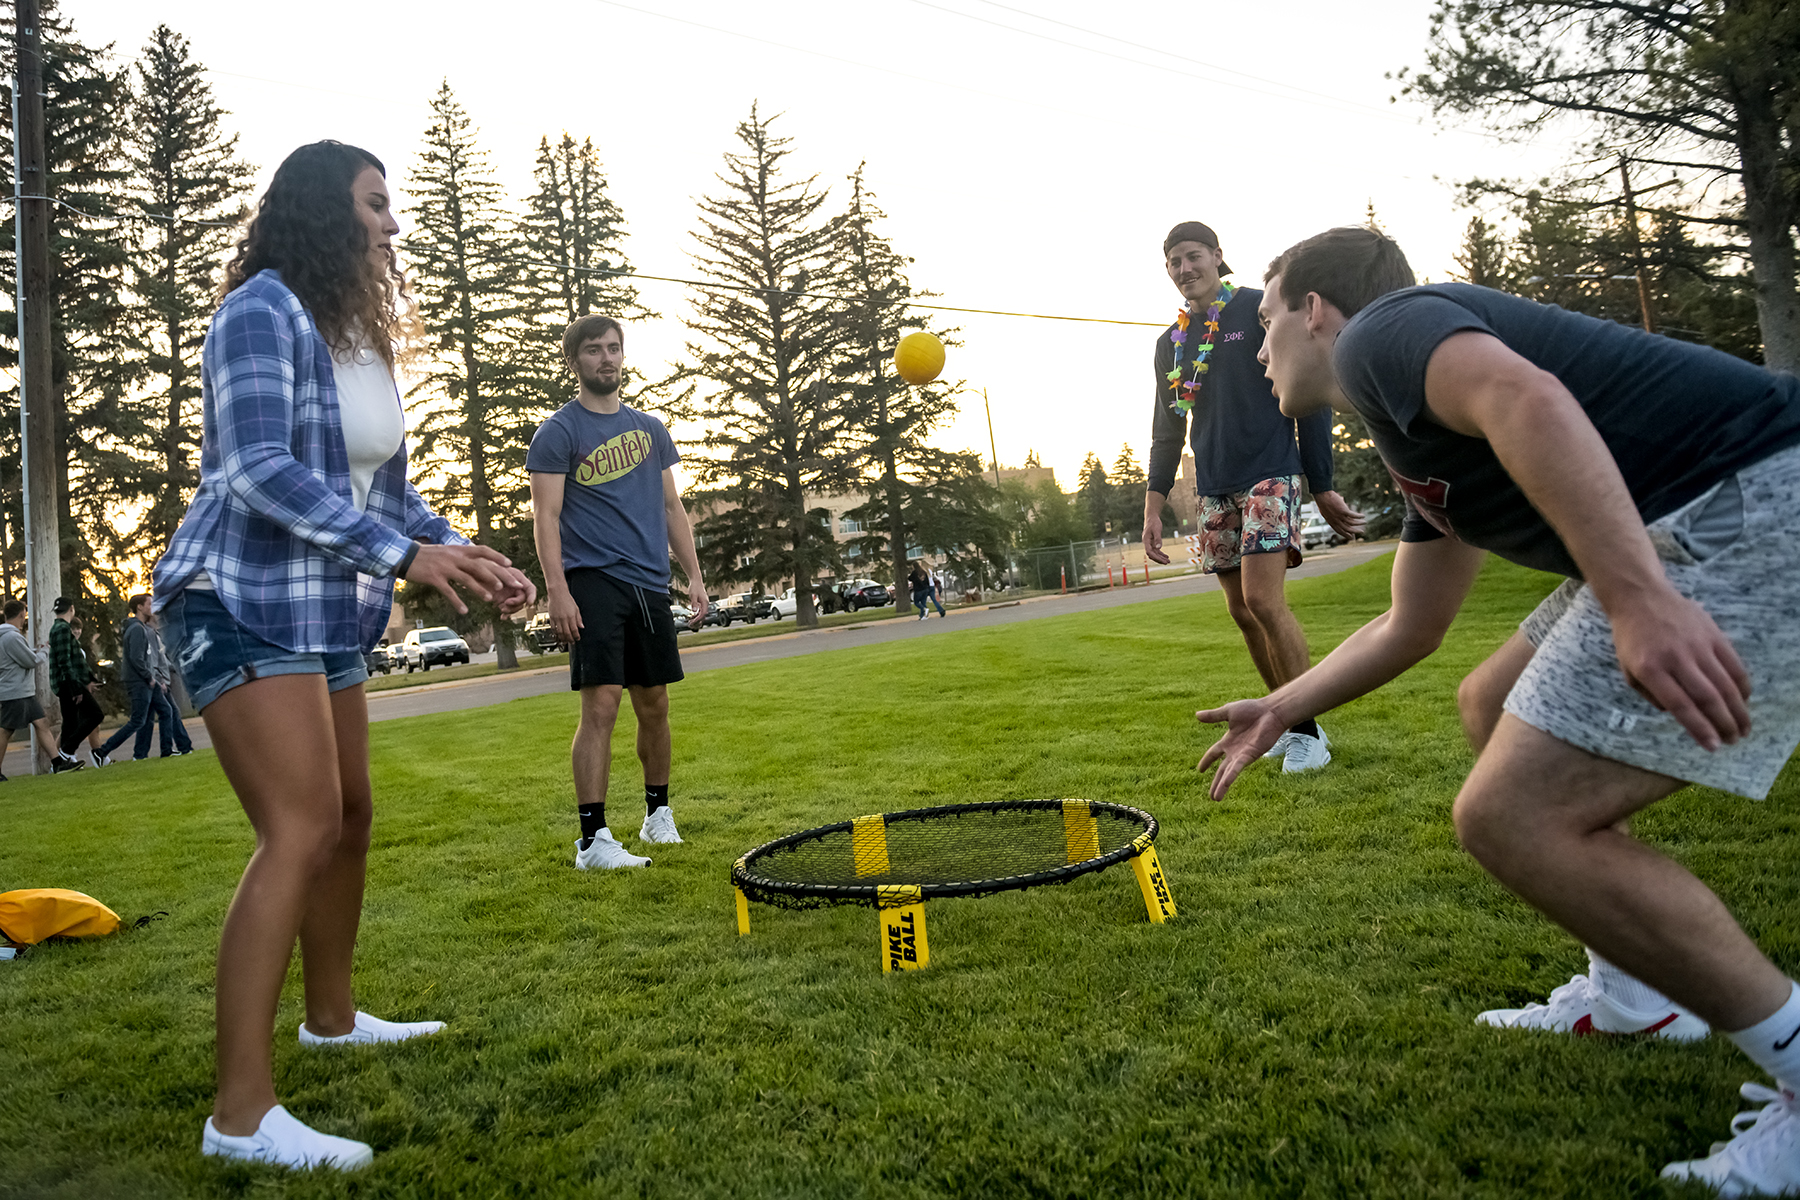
left=730, top=800, right=1175, bottom=972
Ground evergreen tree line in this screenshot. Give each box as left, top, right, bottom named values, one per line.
left=0, top=9, right=1037, bottom=652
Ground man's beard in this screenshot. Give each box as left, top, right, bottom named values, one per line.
left=581, top=369, right=623, bottom=396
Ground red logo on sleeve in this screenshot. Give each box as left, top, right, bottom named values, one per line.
left=1388, top=469, right=1456, bottom=537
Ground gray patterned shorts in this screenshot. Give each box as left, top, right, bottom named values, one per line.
left=1508, top=442, right=1800, bottom=800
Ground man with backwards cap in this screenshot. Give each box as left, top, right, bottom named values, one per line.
left=1144, top=221, right=1364, bottom=774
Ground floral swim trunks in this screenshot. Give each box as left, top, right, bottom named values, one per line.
left=1196, top=475, right=1304, bottom=574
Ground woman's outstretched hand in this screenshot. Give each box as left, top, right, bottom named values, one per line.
left=1194, top=698, right=1290, bottom=801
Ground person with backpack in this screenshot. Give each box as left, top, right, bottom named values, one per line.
left=96, top=594, right=157, bottom=762
left=152, top=141, right=533, bottom=1171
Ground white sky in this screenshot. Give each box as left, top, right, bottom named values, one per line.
left=76, top=0, right=1576, bottom=488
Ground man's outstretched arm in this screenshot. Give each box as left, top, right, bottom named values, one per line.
left=1422, top=331, right=1751, bottom=750
left=1197, top=535, right=1487, bottom=798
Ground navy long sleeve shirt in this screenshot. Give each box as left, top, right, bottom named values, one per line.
left=1146, top=286, right=1334, bottom=498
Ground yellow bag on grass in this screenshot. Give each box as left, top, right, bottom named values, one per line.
left=0, top=888, right=121, bottom=945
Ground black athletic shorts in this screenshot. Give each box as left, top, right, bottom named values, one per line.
left=566, top=568, right=685, bottom=691
left=0, top=693, right=45, bottom=731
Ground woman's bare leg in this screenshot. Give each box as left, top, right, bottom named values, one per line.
left=203, top=674, right=345, bottom=1136
left=298, top=685, right=373, bottom=1038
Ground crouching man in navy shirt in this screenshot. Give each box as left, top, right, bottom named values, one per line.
left=1200, top=225, right=1800, bottom=1194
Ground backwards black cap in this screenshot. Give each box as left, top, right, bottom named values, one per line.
left=1163, top=221, right=1233, bottom=276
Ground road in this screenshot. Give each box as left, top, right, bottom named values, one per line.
left=3, top=542, right=1393, bottom=773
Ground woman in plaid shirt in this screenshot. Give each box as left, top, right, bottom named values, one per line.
left=152, top=142, right=533, bottom=1171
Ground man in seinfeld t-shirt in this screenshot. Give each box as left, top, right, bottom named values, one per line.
left=1197, top=225, right=1800, bottom=1194
left=528, top=315, right=708, bottom=872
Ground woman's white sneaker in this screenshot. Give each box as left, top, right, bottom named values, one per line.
left=201, top=1104, right=373, bottom=1170
left=298, top=1011, right=445, bottom=1046
left=1662, top=1083, right=1800, bottom=1197
left=1475, top=972, right=1710, bottom=1040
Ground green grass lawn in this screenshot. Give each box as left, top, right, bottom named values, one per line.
left=3, top=554, right=1795, bottom=1198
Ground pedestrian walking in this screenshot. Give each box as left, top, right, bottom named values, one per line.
left=48, top=600, right=107, bottom=766
left=97, top=594, right=157, bottom=762
left=145, top=608, right=193, bottom=757
left=0, top=599, right=82, bottom=777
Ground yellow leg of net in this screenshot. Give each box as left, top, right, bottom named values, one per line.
left=735, top=887, right=750, bottom=936
left=1131, top=846, right=1176, bottom=923
left=877, top=884, right=928, bottom=972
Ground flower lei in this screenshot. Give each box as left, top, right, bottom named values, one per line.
left=1166, top=282, right=1236, bottom=413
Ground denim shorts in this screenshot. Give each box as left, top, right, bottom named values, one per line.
left=160, top=589, right=369, bottom=713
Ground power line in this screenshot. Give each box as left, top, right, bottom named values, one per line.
left=0, top=193, right=1165, bottom=326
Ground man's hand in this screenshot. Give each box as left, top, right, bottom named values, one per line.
left=1314, top=490, right=1365, bottom=540
left=403, top=543, right=519, bottom=616
left=1143, top=512, right=1170, bottom=565
left=1194, top=699, right=1289, bottom=800
left=548, top=588, right=583, bottom=645
left=1610, top=588, right=1752, bottom=750
left=686, top=581, right=708, bottom=630
left=492, top=567, right=536, bottom=617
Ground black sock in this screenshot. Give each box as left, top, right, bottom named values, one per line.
left=1289, top=718, right=1320, bottom=739
left=578, top=803, right=606, bottom=845
left=645, top=784, right=669, bottom=815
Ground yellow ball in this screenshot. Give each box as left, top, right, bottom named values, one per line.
left=893, top=331, right=945, bottom=386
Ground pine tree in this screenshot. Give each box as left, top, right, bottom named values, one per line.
left=403, top=81, right=538, bottom=667
left=681, top=105, right=858, bottom=628
left=833, top=163, right=961, bottom=612
left=123, top=24, right=252, bottom=559
left=1107, top=444, right=1146, bottom=538
left=1076, top=452, right=1110, bottom=538
left=518, top=132, right=642, bottom=328
left=0, top=3, right=137, bottom=623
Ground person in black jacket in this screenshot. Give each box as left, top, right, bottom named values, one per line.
left=97, top=594, right=156, bottom=762
left=1143, top=222, right=1363, bottom=774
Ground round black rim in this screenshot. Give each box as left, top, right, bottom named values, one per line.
left=730, top=799, right=1158, bottom=908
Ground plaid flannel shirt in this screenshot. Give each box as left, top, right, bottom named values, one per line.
left=152, top=270, right=468, bottom=653
left=47, top=617, right=89, bottom=689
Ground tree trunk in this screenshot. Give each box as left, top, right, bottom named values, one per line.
left=1735, top=83, right=1800, bottom=370
left=885, top=457, right=909, bottom=616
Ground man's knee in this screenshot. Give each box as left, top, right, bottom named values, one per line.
left=1241, top=578, right=1291, bottom=629
left=578, top=686, right=623, bottom=734
left=1456, top=671, right=1506, bottom=752
left=629, top=686, right=669, bottom=724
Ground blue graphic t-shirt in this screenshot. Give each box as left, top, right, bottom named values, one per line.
left=526, top=400, right=680, bottom=591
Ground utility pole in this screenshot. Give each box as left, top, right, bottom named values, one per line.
left=1617, top=156, right=1659, bottom=335
left=15, top=0, right=61, bottom=773
left=982, top=388, right=1000, bottom=490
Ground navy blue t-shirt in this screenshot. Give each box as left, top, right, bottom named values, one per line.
left=1333, top=283, right=1800, bottom=578
left=1147, top=286, right=1334, bottom=498
left=526, top=400, right=680, bottom=591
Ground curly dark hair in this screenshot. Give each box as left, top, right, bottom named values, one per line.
left=222, top=141, right=407, bottom=368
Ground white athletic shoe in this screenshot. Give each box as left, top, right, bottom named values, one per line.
left=201, top=1104, right=373, bottom=1170
left=1662, top=1082, right=1800, bottom=1197
left=1281, top=731, right=1331, bottom=773
left=1261, top=732, right=1295, bottom=760
left=1475, top=972, right=1710, bottom=1040
left=639, top=807, right=682, bottom=844
left=575, top=828, right=650, bottom=870
left=298, top=1011, right=445, bottom=1047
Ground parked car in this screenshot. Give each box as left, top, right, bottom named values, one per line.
left=696, top=601, right=731, bottom=629
left=721, top=591, right=776, bottom=624
left=363, top=643, right=394, bottom=675
left=400, top=626, right=471, bottom=672
left=1300, top=514, right=1345, bottom=550
left=773, top=585, right=846, bottom=617
left=525, top=611, right=567, bottom=653
left=837, top=579, right=891, bottom=613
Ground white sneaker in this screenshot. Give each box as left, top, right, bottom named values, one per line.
left=639, top=807, right=683, bottom=844
left=299, top=1010, right=445, bottom=1047
left=201, top=1104, right=373, bottom=1170
left=1261, top=732, right=1295, bottom=760
left=1662, top=1082, right=1800, bottom=1197
left=1281, top=731, right=1331, bottom=773
left=1476, top=973, right=1710, bottom=1040
left=574, top=828, right=650, bottom=869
